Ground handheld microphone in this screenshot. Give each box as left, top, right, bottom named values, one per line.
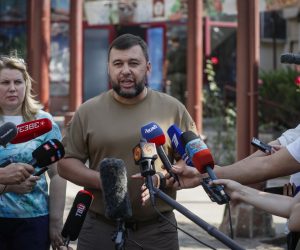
left=31, top=139, right=65, bottom=176
left=99, top=158, right=132, bottom=220
left=0, top=122, right=18, bottom=147
left=167, top=124, right=193, bottom=166
left=133, top=139, right=158, bottom=205
left=181, top=131, right=230, bottom=205
left=10, top=118, right=52, bottom=144
left=141, top=122, right=179, bottom=183
left=280, top=53, right=300, bottom=65
left=61, top=190, right=94, bottom=246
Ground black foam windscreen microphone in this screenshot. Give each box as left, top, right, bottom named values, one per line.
left=0, top=122, right=18, bottom=147
left=61, top=190, right=94, bottom=245
left=280, top=53, right=300, bottom=65
left=99, top=158, right=132, bottom=220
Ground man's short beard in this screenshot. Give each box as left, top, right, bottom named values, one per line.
left=111, top=76, right=147, bottom=98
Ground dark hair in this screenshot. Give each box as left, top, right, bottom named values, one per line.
left=108, top=34, right=149, bottom=62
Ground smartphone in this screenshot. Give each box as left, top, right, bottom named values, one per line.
left=251, top=137, right=273, bottom=154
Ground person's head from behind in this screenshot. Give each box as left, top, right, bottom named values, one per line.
left=0, top=55, right=42, bottom=121
left=170, top=35, right=180, bottom=49
left=107, top=33, right=151, bottom=99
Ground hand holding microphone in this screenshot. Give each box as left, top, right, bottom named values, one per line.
left=0, top=163, right=35, bottom=185
left=5, top=170, right=40, bottom=194
left=181, top=131, right=230, bottom=205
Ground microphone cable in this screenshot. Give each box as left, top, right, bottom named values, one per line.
left=152, top=204, right=217, bottom=250
left=227, top=203, right=234, bottom=239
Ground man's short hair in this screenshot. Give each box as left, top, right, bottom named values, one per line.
left=108, top=33, right=149, bottom=62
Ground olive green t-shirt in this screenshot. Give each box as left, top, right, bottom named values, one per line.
left=63, top=88, right=197, bottom=221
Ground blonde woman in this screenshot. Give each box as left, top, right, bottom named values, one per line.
left=0, top=56, right=66, bottom=250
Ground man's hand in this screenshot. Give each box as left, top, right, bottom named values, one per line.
left=166, top=160, right=202, bottom=189
left=131, top=173, right=160, bottom=206
left=0, top=163, right=34, bottom=185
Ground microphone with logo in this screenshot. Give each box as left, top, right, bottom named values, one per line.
left=180, top=131, right=230, bottom=205
left=0, top=122, right=18, bottom=147
left=141, top=122, right=179, bottom=184
left=61, top=190, right=94, bottom=247
left=99, top=158, right=132, bottom=249
left=10, top=118, right=52, bottom=144
left=133, top=139, right=158, bottom=206
left=167, top=124, right=193, bottom=166
left=0, top=119, right=54, bottom=169
left=30, top=139, right=65, bottom=176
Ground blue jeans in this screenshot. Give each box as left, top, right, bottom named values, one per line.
left=0, top=215, right=50, bottom=250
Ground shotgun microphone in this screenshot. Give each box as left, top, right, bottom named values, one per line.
left=99, top=158, right=132, bottom=249
left=280, top=53, right=300, bottom=65
left=99, top=158, right=132, bottom=220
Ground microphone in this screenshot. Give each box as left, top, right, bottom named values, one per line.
left=31, top=139, right=65, bottom=176
left=99, top=158, right=132, bottom=249
left=141, top=122, right=179, bottom=183
left=10, top=118, right=52, bottom=144
left=280, top=53, right=300, bottom=65
left=61, top=190, right=94, bottom=246
left=181, top=131, right=230, bottom=204
left=133, top=139, right=158, bottom=205
left=0, top=122, right=18, bottom=147
left=167, top=124, right=193, bottom=166
left=99, top=158, right=132, bottom=220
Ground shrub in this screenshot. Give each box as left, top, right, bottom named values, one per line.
left=258, top=68, right=300, bottom=132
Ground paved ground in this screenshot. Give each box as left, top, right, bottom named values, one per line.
left=64, top=179, right=288, bottom=250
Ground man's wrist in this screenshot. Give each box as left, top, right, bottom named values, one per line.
left=156, top=172, right=166, bottom=190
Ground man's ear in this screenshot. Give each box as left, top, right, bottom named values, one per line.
left=147, top=61, right=152, bottom=74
